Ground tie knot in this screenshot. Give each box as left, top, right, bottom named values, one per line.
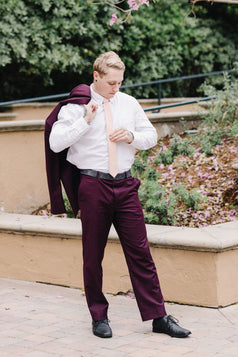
left=103, top=98, right=109, bottom=104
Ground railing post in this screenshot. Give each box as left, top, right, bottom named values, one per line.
left=156, top=82, right=161, bottom=113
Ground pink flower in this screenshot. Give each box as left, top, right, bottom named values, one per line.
left=128, top=0, right=140, bottom=10
left=128, top=0, right=149, bottom=11
left=147, top=154, right=156, bottom=163
left=197, top=171, right=204, bottom=178
left=229, top=209, right=236, bottom=216
left=193, top=152, right=200, bottom=158
left=193, top=212, right=199, bottom=219
left=42, top=210, right=49, bottom=218
left=109, top=13, right=118, bottom=26
left=168, top=166, right=174, bottom=174
left=204, top=211, right=210, bottom=218
left=162, top=172, right=171, bottom=178
left=141, top=0, right=150, bottom=6
left=126, top=292, right=135, bottom=299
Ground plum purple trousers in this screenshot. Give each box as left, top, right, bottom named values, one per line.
left=78, top=173, right=167, bottom=322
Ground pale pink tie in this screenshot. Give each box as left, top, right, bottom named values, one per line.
left=103, top=98, right=118, bottom=177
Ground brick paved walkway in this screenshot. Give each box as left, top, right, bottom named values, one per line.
left=0, top=278, right=238, bottom=357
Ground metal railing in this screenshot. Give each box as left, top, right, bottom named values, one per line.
left=122, top=68, right=236, bottom=110
left=0, top=68, right=236, bottom=111
left=0, top=93, right=70, bottom=107
left=143, top=96, right=216, bottom=112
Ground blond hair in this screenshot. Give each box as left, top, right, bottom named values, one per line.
left=93, top=51, right=125, bottom=76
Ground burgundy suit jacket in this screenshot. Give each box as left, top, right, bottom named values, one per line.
left=44, top=84, right=91, bottom=216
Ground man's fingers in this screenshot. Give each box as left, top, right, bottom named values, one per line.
left=109, top=127, right=131, bottom=143
left=109, top=128, right=124, bottom=140
left=84, top=101, right=98, bottom=123
left=85, top=101, right=98, bottom=113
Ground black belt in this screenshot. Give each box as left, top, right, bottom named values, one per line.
left=80, top=169, right=131, bottom=180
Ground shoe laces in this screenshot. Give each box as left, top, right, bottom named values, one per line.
left=93, top=319, right=110, bottom=326
left=167, top=315, right=179, bottom=325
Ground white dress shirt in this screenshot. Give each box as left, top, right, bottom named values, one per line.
left=49, top=85, right=157, bottom=173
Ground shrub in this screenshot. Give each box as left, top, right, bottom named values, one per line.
left=154, top=135, right=195, bottom=165
left=131, top=156, right=147, bottom=178
left=173, top=183, right=204, bottom=210
left=139, top=178, right=178, bottom=225
left=133, top=161, right=204, bottom=225
left=154, top=147, right=174, bottom=165
left=169, top=135, right=195, bottom=157
left=195, top=74, right=238, bottom=155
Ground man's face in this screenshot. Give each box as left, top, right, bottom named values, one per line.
left=93, top=68, right=124, bottom=99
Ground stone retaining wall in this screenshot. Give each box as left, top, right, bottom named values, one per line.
left=0, top=213, right=237, bottom=308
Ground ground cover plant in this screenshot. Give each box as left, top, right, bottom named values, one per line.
left=131, top=133, right=238, bottom=227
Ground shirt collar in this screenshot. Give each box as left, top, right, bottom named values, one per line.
left=90, top=84, right=117, bottom=105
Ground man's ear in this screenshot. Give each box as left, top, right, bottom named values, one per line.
left=93, top=71, right=100, bottom=81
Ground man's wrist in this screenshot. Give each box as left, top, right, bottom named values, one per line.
left=84, top=116, right=91, bottom=124
left=128, top=131, right=134, bottom=144
left=83, top=107, right=91, bottom=124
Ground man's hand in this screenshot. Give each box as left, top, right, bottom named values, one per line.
left=84, top=102, right=98, bottom=124
left=109, top=126, right=134, bottom=144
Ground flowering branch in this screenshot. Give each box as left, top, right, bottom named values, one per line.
left=190, top=0, right=238, bottom=4
left=88, top=0, right=238, bottom=26
left=87, top=0, right=151, bottom=25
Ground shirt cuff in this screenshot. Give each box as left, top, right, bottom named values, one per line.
left=129, top=131, right=139, bottom=146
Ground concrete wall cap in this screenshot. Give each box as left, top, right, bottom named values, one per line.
left=0, top=213, right=81, bottom=238
left=0, top=213, right=237, bottom=252
left=10, top=103, right=57, bottom=108
left=147, top=111, right=203, bottom=122
left=0, top=120, right=45, bottom=132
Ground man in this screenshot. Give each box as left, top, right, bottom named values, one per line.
left=48, top=51, right=191, bottom=339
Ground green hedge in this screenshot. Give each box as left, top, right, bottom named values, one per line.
left=0, top=0, right=237, bottom=101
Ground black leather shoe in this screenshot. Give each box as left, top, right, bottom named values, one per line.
left=153, top=315, right=191, bottom=338
left=92, top=319, right=112, bottom=338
